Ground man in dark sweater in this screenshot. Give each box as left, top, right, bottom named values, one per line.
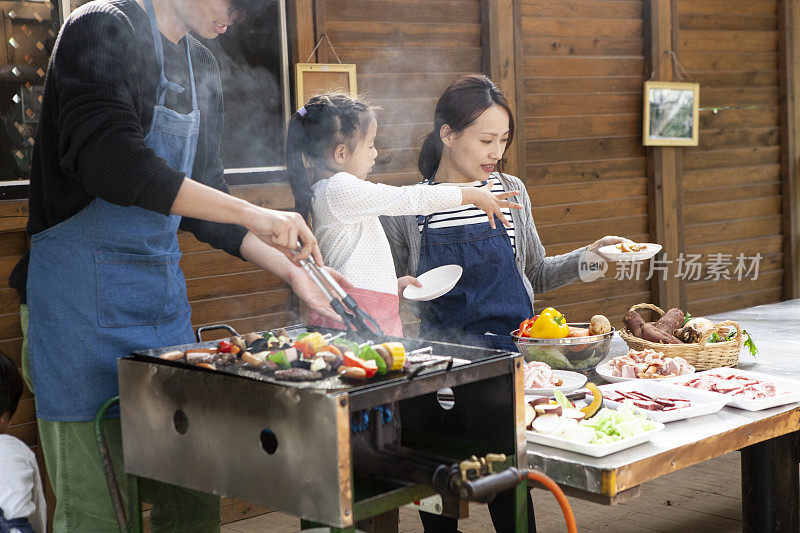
left=9, top=0, right=348, bottom=530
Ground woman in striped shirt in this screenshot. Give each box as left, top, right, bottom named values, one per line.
left=382, top=74, right=628, bottom=532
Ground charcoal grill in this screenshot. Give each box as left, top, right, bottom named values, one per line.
left=117, top=325, right=528, bottom=530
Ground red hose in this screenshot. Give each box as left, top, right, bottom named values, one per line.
left=525, top=470, right=578, bottom=533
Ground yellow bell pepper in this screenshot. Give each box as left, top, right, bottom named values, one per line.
left=528, top=307, right=569, bottom=339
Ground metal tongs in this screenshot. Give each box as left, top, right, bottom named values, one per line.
left=296, top=246, right=383, bottom=338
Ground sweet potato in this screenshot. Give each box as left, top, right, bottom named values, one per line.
left=655, top=308, right=684, bottom=334
left=624, top=310, right=645, bottom=337
left=641, top=322, right=682, bottom=344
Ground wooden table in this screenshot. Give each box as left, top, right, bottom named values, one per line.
left=526, top=299, right=800, bottom=532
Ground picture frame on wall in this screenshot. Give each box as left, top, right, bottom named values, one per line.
left=295, top=63, right=357, bottom=108
left=643, top=81, right=700, bottom=146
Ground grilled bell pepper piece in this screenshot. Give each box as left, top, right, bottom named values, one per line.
left=332, top=338, right=360, bottom=354
left=267, top=347, right=297, bottom=369
left=381, top=342, right=406, bottom=371
left=267, top=350, right=289, bottom=369
left=342, top=351, right=378, bottom=378
left=527, top=307, right=569, bottom=339
left=359, top=345, right=387, bottom=375
left=217, top=340, right=234, bottom=353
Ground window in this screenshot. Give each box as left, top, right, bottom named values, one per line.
left=0, top=0, right=57, bottom=198
left=0, top=0, right=290, bottom=198
left=196, top=0, right=291, bottom=184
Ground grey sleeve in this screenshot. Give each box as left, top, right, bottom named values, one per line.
left=518, top=181, right=587, bottom=293
left=380, top=215, right=410, bottom=277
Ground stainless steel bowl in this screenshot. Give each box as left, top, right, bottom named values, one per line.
left=511, top=322, right=615, bottom=374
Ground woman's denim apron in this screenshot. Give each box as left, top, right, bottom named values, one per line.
left=26, top=0, right=200, bottom=420
left=416, top=199, right=533, bottom=352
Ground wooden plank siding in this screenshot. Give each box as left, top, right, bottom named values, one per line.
left=677, top=0, right=786, bottom=317
left=519, top=0, right=652, bottom=323
left=319, top=0, right=484, bottom=186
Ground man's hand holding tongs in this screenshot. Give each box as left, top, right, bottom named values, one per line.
left=287, top=264, right=354, bottom=322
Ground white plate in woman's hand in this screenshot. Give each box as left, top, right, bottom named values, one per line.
left=598, top=242, right=662, bottom=262
left=403, top=265, right=463, bottom=301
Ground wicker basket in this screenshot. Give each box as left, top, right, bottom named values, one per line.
left=619, top=303, right=743, bottom=371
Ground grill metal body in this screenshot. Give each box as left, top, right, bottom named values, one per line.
left=118, top=326, right=526, bottom=529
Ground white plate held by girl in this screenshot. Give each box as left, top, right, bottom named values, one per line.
left=403, top=264, right=463, bottom=301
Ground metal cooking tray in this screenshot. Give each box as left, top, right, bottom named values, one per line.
left=129, top=324, right=512, bottom=395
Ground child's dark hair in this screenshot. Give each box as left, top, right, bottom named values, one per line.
left=0, top=350, right=23, bottom=419
left=286, top=93, right=375, bottom=220
left=418, top=74, right=515, bottom=180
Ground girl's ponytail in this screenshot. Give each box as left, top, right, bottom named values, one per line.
left=286, top=112, right=313, bottom=220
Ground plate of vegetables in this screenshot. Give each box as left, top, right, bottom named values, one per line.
left=526, top=385, right=664, bottom=457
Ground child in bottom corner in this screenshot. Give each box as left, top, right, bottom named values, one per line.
left=286, top=93, right=521, bottom=335
left=0, top=351, right=46, bottom=533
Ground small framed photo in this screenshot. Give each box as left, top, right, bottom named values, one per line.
left=295, top=63, right=357, bottom=108
left=643, top=81, right=699, bottom=146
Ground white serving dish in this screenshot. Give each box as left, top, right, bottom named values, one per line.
left=525, top=370, right=587, bottom=395
left=597, top=242, right=662, bottom=262
left=595, top=362, right=690, bottom=383
left=592, top=380, right=728, bottom=423
left=661, top=367, right=800, bottom=411
left=403, top=264, right=462, bottom=301
left=527, top=422, right=664, bottom=458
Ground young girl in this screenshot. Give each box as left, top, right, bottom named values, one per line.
left=286, top=93, right=521, bottom=335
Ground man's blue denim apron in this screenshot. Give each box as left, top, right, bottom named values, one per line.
left=416, top=201, right=533, bottom=352
left=26, top=0, right=200, bottom=421
left=0, top=509, right=34, bottom=533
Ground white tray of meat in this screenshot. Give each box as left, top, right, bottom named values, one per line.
left=662, top=368, right=800, bottom=411
left=597, top=348, right=695, bottom=382
left=593, top=380, right=728, bottom=423
left=523, top=361, right=587, bottom=395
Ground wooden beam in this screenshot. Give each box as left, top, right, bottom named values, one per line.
left=779, top=0, right=800, bottom=299
left=314, top=0, right=328, bottom=63
left=288, top=0, right=317, bottom=66
left=644, top=0, right=685, bottom=310
left=482, top=0, right=522, bottom=176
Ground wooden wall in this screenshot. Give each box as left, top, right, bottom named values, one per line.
left=518, top=0, right=653, bottom=323
left=677, top=0, right=785, bottom=316
left=317, top=0, right=484, bottom=185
